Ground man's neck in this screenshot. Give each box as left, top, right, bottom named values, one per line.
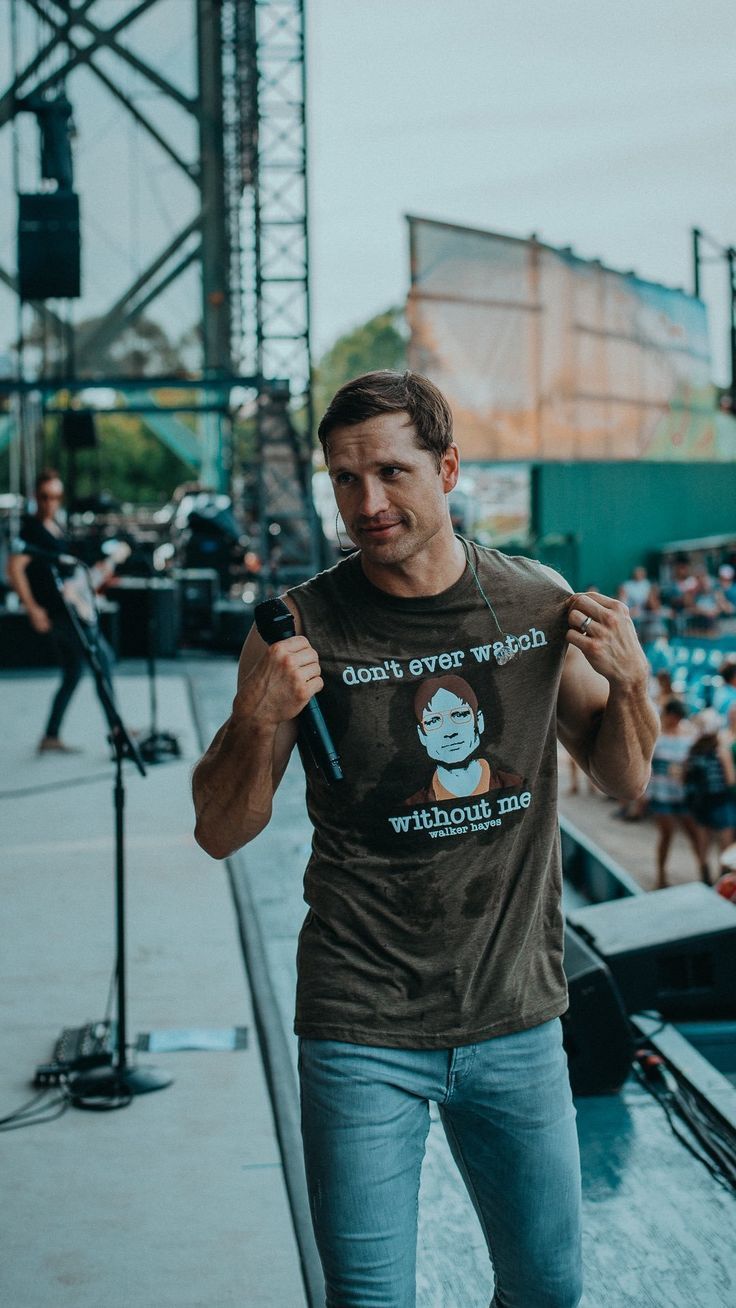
left=359, top=524, right=466, bottom=598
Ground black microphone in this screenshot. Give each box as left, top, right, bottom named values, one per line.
left=11, top=538, right=79, bottom=568
left=254, top=597, right=344, bottom=784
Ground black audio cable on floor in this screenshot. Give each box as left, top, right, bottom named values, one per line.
left=634, top=1045, right=736, bottom=1194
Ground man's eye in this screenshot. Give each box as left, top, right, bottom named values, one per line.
left=334, top=473, right=353, bottom=486
left=451, top=709, right=472, bottom=724
left=381, top=466, right=401, bottom=478
left=424, top=715, right=442, bottom=730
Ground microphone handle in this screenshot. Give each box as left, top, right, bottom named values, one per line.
left=301, top=699, right=344, bottom=784
left=254, top=597, right=343, bottom=784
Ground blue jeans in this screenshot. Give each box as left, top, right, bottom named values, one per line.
left=299, top=1019, right=582, bottom=1308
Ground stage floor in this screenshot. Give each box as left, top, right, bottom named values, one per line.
left=0, top=664, right=306, bottom=1308
left=1, top=657, right=734, bottom=1307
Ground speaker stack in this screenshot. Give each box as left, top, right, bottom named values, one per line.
left=562, top=882, right=736, bottom=1095
left=568, top=883, right=736, bottom=1021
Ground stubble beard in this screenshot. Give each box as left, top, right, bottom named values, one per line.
left=356, top=515, right=444, bottom=569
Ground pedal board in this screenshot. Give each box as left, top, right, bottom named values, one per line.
left=34, top=1021, right=116, bottom=1087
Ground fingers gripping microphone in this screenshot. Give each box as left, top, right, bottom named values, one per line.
left=254, top=597, right=344, bottom=784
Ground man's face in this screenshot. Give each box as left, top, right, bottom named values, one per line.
left=327, top=411, right=458, bottom=567
left=36, top=479, right=64, bottom=513
left=417, top=688, right=484, bottom=765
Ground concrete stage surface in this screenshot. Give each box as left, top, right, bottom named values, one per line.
left=0, top=664, right=306, bottom=1308
left=2, top=658, right=734, bottom=1308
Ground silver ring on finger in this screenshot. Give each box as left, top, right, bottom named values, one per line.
left=579, top=614, right=592, bottom=636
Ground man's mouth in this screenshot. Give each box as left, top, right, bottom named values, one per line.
left=358, top=520, right=403, bottom=538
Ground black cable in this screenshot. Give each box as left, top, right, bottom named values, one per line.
left=0, top=1086, right=52, bottom=1125
left=632, top=1062, right=736, bottom=1193
left=0, top=1086, right=71, bottom=1132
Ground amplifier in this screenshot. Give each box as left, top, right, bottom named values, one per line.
left=213, top=599, right=253, bottom=653
left=569, top=883, right=736, bottom=1019
left=174, top=568, right=220, bottom=645
left=562, top=924, right=633, bottom=1095
left=108, top=579, right=179, bottom=658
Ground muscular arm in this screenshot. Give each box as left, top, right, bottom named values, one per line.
left=551, top=579, right=658, bottom=801
left=192, top=597, right=322, bottom=859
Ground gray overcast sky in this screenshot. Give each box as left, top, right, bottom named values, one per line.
left=1, top=0, right=734, bottom=380
left=307, top=0, right=735, bottom=379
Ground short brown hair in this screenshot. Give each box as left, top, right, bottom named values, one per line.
left=317, top=370, right=453, bottom=469
left=35, top=467, right=62, bottom=492
left=414, top=675, right=478, bottom=724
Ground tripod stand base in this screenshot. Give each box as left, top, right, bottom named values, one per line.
left=138, top=731, right=181, bottom=764
left=68, top=1063, right=173, bottom=1106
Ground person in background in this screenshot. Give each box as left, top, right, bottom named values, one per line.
left=724, top=701, right=736, bottom=770
left=618, top=565, right=653, bottom=614
left=661, top=553, right=697, bottom=636
left=713, top=660, right=736, bottom=724
left=646, top=699, right=701, bottom=889
left=687, top=571, right=721, bottom=637
left=683, top=709, right=736, bottom=884
left=715, top=564, right=736, bottom=614
left=6, top=468, right=127, bottom=753
left=618, top=565, right=661, bottom=642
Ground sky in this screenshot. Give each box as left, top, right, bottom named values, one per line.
left=306, top=0, right=735, bottom=380
left=0, top=0, right=734, bottom=380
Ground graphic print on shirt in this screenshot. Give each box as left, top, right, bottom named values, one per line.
left=404, top=674, right=522, bottom=805
left=332, top=631, right=547, bottom=846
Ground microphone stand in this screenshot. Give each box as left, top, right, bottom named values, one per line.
left=137, top=558, right=180, bottom=765
left=48, top=562, right=172, bottom=1106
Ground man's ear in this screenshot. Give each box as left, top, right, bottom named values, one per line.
left=477, top=710, right=484, bottom=736
left=440, top=443, right=460, bottom=494
left=416, top=723, right=426, bottom=745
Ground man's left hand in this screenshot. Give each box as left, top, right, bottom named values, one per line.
left=566, top=591, right=649, bottom=690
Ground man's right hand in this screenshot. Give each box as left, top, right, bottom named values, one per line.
left=235, top=635, right=323, bottom=728
left=28, top=604, right=51, bottom=634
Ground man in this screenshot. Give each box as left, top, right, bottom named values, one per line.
left=405, top=673, right=522, bottom=803
left=7, top=468, right=124, bottom=753
left=192, top=371, right=657, bottom=1308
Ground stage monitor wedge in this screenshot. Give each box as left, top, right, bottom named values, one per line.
left=569, top=883, right=736, bottom=1020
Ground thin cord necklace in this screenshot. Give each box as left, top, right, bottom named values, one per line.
left=457, top=535, right=518, bottom=666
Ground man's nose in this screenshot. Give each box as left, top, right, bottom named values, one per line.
left=358, top=478, right=390, bottom=518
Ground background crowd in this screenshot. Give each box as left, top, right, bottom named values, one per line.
left=599, top=552, right=736, bottom=895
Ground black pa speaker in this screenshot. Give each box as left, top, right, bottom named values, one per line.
left=562, top=924, right=634, bottom=1096
left=174, top=567, right=220, bottom=645
left=109, top=578, right=180, bottom=658
left=18, top=192, right=81, bottom=300
left=61, top=410, right=97, bottom=450
left=569, top=883, right=736, bottom=1020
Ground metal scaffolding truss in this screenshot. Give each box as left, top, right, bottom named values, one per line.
left=232, top=0, right=318, bottom=570
left=1, top=0, right=320, bottom=573
left=2, top=0, right=231, bottom=376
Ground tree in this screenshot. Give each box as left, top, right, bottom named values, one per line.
left=312, top=308, right=407, bottom=432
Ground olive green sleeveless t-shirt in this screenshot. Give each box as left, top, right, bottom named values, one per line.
left=287, top=541, right=571, bottom=1049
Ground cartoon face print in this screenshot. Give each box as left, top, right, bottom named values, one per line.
left=416, top=686, right=484, bottom=765
left=404, top=674, right=523, bottom=806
